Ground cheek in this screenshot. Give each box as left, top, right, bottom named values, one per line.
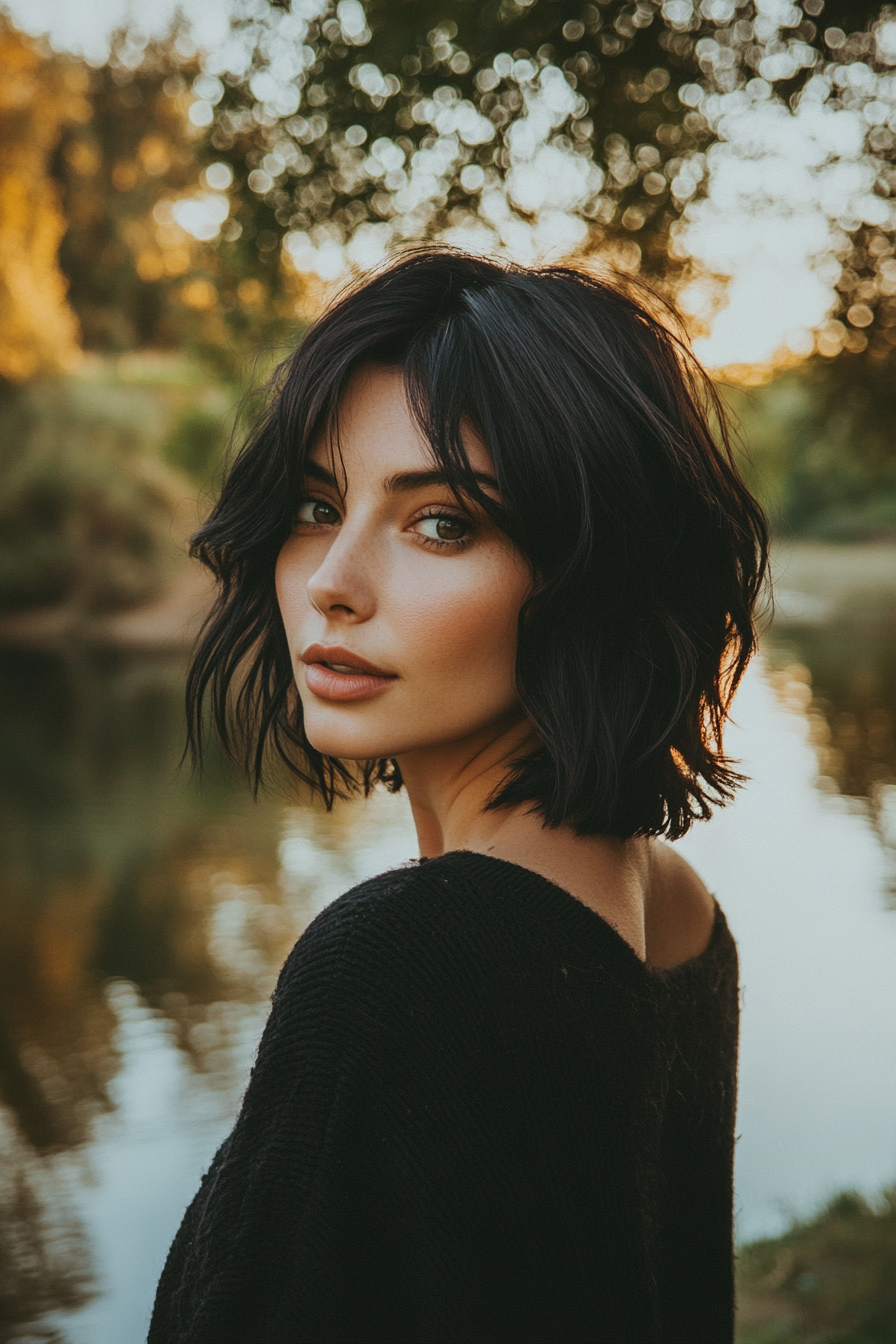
left=275, top=536, right=314, bottom=628
left=392, top=550, right=529, bottom=704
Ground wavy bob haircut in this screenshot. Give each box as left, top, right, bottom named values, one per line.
left=187, top=248, right=768, bottom=840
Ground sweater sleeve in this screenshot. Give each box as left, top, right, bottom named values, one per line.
left=148, top=869, right=416, bottom=1344
left=656, top=914, right=740, bottom=1344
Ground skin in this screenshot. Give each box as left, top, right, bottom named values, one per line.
left=276, top=364, right=715, bottom=969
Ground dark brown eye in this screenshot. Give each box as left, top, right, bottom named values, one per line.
left=418, top=515, right=468, bottom=542
left=436, top=516, right=466, bottom=540
left=296, top=499, right=340, bottom=526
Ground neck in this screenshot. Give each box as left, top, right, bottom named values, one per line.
left=397, top=712, right=538, bottom=859
left=395, top=718, right=650, bottom=960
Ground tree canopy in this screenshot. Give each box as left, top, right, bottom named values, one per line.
left=0, top=23, right=81, bottom=380
left=4, top=0, right=896, bottom=380
left=192, top=0, right=896, bottom=360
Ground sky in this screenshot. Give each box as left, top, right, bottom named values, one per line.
left=6, top=0, right=232, bottom=63
left=6, top=0, right=851, bottom=372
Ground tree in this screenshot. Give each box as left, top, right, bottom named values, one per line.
left=196, top=0, right=720, bottom=296
left=0, top=20, right=81, bottom=382
left=52, top=30, right=204, bottom=352
left=195, top=0, right=893, bottom=308
left=689, top=0, right=896, bottom=367
left=27, top=0, right=896, bottom=389
left=47, top=26, right=301, bottom=368
left=195, top=0, right=896, bottom=531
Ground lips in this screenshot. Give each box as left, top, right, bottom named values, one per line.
left=301, top=643, right=397, bottom=703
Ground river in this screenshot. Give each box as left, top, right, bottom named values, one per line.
left=2, top=541, right=895, bottom=1343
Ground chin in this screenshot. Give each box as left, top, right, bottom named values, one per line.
left=300, top=706, right=404, bottom=763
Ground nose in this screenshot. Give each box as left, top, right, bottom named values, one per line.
left=306, top=525, right=376, bottom=623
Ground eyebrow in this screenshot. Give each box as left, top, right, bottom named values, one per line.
left=302, top=462, right=499, bottom=495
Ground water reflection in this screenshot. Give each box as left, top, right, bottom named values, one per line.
left=0, top=647, right=285, bottom=1338
left=0, top=1133, right=93, bottom=1343
left=765, top=542, right=896, bottom=890
left=0, top=644, right=417, bottom=1341
left=1, top=649, right=280, bottom=1137
left=1, top=542, right=895, bottom=1339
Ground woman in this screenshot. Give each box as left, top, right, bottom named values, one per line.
left=150, top=249, right=768, bottom=1343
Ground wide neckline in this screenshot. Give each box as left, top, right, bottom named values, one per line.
left=419, top=849, right=725, bottom=979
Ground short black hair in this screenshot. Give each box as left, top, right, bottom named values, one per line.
left=187, top=248, right=768, bottom=839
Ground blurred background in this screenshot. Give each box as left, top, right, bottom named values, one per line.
left=1, top=0, right=896, bottom=1339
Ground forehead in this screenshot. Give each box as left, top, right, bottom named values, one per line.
left=309, top=364, right=494, bottom=480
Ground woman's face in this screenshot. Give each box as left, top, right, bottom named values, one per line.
left=275, top=364, right=533, bottom=765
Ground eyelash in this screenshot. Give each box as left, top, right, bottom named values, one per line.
left=294, top=497, right=340, bottom=529
left=293, top=498, right=475, bottom=552
left=413, top=507, right=475, bottom=552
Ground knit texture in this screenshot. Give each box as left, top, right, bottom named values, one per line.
left=149, top=850, right=739, bottom=1344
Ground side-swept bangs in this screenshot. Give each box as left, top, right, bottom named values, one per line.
left=187, top=247, right=768, bottom=839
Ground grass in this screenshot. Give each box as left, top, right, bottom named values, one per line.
left=737, top=1190, right=896, bottom=1343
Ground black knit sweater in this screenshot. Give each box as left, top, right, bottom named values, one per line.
left=149, top=851, right=739, bottom=1344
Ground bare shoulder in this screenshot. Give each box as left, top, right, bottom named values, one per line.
left=644, top=841, right=716, bottom=970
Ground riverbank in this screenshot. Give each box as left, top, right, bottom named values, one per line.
left=0, top=560, right=214, bottom=653
left=772, top=540, right=896, bottom=629
left=0, top=360, right=232, bottom=639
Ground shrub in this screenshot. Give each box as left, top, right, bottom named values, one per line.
left=737, top=1188, right=896, bottom=1343
left=0, top=376, right=186, bottom=615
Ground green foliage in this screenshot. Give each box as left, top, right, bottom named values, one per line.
left=737, top=1189, right=896, bottom=1343
left=0, top=378, right=183, bottom=614
left=0, top=18, right=82, bottom=383
left=0, top=364, right=236, bottom=616
left=198, top=0, right=896, bottom=312
left=38, top=1, right=896, bottom=383
left=162, top=398, right=232, bottom=486
left=727, top=360, right=896, bottom=540
left=204, top=0, right=712, bottom=281
left=51, top=30, right=301, bottom=373
left=52, top=33, right=203, bottom=351
left=6, top=0, right=896, bottom=622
